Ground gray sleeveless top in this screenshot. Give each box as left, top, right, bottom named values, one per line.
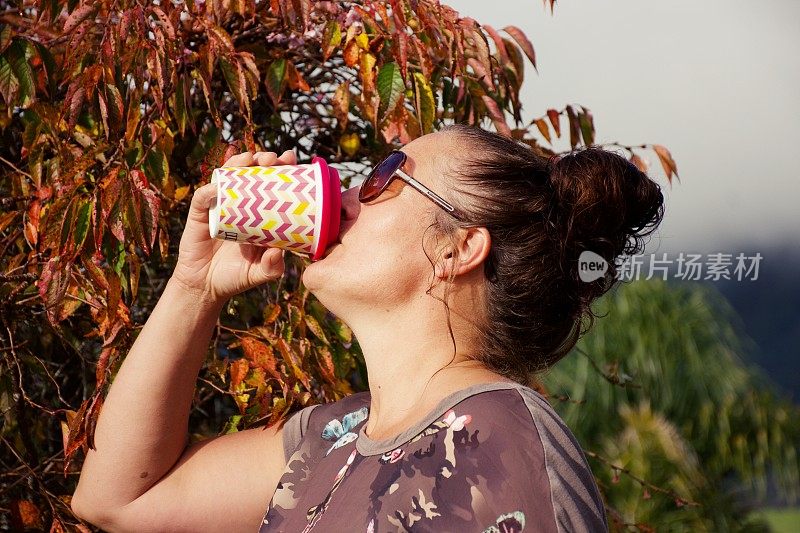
left=260, top=381, right=607, bottom=532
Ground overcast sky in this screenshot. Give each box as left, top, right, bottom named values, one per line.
left=443, top=0, right=799, bottom=255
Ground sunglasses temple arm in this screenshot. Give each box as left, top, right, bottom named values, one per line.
left=394, top=168, right=461, bottom=218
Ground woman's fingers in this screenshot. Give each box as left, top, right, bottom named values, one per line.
left=222, top=149, right=298, bottom=168
left=253, top=149, right=297, bottom=166
left=187, top=182, right=217, bottom=223
left=280, top=149, right=297, bottom=165
left=253, top=151, right=278, bottom=166
left=223, top=151, right=255, bottom=167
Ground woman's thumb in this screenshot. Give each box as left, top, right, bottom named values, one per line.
left=255, top=247, right=285, bottom=283
left=187, top=182, right=218, bottom=224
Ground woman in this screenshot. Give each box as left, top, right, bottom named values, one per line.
left=71, top=124, right=664, bottom=532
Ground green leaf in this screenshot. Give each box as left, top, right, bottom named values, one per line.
left=59, top=196, right=77, bottom=255
left=144, top=148, right=169, bottom=189
left=502, top=37, right=524, bottom=84
left=113, top=241, right=126, bottom=275
left=124, top=141, right=144, bottom=168
left=578, top=110, right=594, bottom=146
left=265, top=58, right=287, bottom=108
left=128, top=250, right=140, bottom=301
left=377, top=62, right=405, bottom=123
left=173, top=75, right=188, bottom=136
left=6, top=40, right=34, bottom=107
left=0, top=55, right=19, bottom=105
left=73, top=198, right=92, bottom=252
left=304, top=315, right=330, bottom=345
left=322, top=20, right=342, bottom=61
left=222, top=414, right=243, bottom=434
left=220, top=56, right=250, bottom=119
left=330, top=318, right=353, bottom=344
left=412, top=72, right=435, bottom=134
left=0, top=25, right=13, bottom=55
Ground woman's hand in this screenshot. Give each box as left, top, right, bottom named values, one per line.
left=170, top=149, right=297, bottom=305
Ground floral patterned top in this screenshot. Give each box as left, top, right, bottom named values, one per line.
left=259, top=381, right=607, bottom=532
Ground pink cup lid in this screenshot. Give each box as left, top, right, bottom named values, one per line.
left=312, top=156, right=341, bottom=261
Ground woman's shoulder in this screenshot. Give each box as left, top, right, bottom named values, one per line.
left=281, top=390, right=372, bottom=460
left=457, top=383, right=608, bottom=531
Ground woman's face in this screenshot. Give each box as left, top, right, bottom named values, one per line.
left=302, top=132, right=458, bottom=315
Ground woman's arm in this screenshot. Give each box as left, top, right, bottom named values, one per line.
left=71, top=278, right=223, bottom=513
left=70, top=149, right=295, bottom=531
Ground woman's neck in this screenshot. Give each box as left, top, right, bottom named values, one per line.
left=345, top=294, right=512, bottom=441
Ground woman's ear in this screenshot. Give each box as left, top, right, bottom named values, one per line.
left=434, top=227, right=491, bottom=280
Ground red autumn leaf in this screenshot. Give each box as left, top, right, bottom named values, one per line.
left=630, top=153, right=649, bottom=173
left=467, top=57, right=493, bottom=91
left=546, top=108, right=561, bottom=138
left=275, top=338, right=311, bottom=390
left=66, top=82, right=85, bottom=129
left=565, top=104, right=581, bottom=149
left=80, top=254, right=110, bottom=292
left=50, top=517, right=67, bottom=533
left=95, top=344, right=115, bottom=385
left=63, top=4, right=97, bottom=34
left=128, top=250, right=141, bottom=300
left=286, top=61, right=310, bottom=91
left=24, top=198, right=40, bottom=247
left=130, top=168, right=149, bottom=190
left=229, top=358, right=250, bottom=390
left=98, top=90, right=109, bottom=139
left=9, top=499, right=42, bottom=531
left=343, top=39, right=360, bottom=68
left=316, top=346, right=337, bottom=385
left=150, top=6, right=176, bottom=40
left=652, top=144, right=680, bottom=184
left=392, top=32, right=409, bottom=80
left=389, top=0, right=406, bottom=26
left=482, top=24, right=510, bottom=65
left=84, top=393, right=105, bottom=450
left=534, top=118, right=551, bottom=144
left=241, top=336, right=280, bottom=379
left=481, top=94, right=511, bottom=138
left=37, top=255, right=72, bottom=324
left=104, top=272, right=122, bottom=333
left=206, top=24, right=235, bottom=52
left=269, top=0, right=281, bottom=17
left=410, top=34, right=433, bottom=79
left=63, top=397, right=90, bottom=462
left=503, top=25, right=537, bottom=73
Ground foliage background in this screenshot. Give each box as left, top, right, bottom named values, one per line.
left=0, top=0, right=795, bottom=531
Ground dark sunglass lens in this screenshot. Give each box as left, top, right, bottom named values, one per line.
left=361, top=151, right=405, bottom=200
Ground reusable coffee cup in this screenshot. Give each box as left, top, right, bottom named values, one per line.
left=208, top=156, right=342, bottom=261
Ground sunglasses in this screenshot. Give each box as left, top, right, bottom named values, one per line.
left=359, top=150, right=466, bottom=222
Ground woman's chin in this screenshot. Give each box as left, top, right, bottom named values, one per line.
left=302, top=251, right=335, bottom=289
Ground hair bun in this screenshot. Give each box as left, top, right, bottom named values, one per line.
left=546, top=146, right=665, bottom=268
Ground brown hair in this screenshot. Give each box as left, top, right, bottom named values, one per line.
left=424, top=123, right=665, bottom=386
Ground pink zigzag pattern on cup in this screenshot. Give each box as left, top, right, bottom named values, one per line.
left=215, top=165, right=318, bottom=252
